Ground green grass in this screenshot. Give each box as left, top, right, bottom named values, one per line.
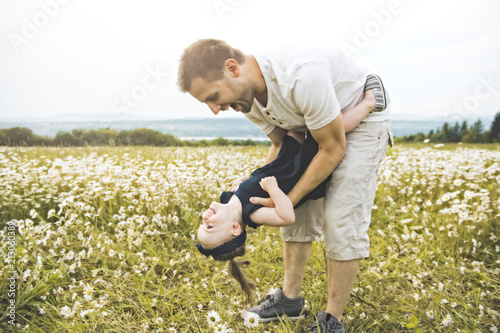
left=0, top=144, right=499, bottom=332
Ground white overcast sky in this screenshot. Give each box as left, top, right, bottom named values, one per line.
left=1, top=0, right=499, bottom=122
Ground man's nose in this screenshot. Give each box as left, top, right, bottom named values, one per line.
left=207, top=102, right=221, bottom=115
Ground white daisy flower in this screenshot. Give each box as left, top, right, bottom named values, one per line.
left=60, top=306, right=73, bottom=319
left=83, top=284, right=93, bottom=301
left=440, top=314, right=453, bottom=326
left=206, top=310, right=221, bottom=327
left=242, top=311, right=259, bottom=328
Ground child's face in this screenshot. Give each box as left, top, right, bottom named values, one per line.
left=197, top=202, right=241, bottom=250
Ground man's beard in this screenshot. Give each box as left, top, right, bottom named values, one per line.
left=230, top=101, right=252, bottom=113
left=227, top=79, right=254, bottom=113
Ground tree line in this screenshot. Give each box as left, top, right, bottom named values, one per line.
left=0, top=127, right=270, bottom=147
left=396, top=112, right=500, bottom=144
left=1, top=112, right=499, bottom=147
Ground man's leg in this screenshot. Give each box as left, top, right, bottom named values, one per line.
left=244, top=240, right=310, bottom=322
left=282, top=241, right=312, bottom=298
left=325, top=258, right=360, bottom=320
left=244, top=199, right=322, bottom=322
left=305, top=119, right=391, bottom=331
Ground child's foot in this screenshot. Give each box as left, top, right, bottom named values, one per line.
left=364, top=74, right=389, bottom=112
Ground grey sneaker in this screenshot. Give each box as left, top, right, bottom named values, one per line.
left=305, top=311, right=345, bottom=333
left=242, top=287, right=304, bottom=323
left=364, top=73, right=390, bottom=112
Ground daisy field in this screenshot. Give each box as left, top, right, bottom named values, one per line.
left=0, top=143, right=499, bottom=332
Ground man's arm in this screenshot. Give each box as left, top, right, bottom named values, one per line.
left=263, top=127, right=288, bottom=165
left=250, top=114, right=345, bottom=207
left=287, top=114, right=346, bottom=206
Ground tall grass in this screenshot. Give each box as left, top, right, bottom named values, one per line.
left=0, top=144, right=499, bottom=332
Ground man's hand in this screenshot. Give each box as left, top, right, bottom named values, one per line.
left=250, top=196, right=275, bottom=207
left=231, top=176, right=248, bottom=191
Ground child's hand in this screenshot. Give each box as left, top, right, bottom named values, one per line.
left=259, top=176, right=278, bottom=192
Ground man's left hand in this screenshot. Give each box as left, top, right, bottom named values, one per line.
left=250, top=196, right=275, bottom=207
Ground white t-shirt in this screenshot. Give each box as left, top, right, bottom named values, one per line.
left=244, top=42, right=391, bottom=136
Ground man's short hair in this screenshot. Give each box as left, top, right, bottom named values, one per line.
left=177, top=38, right=246, bottom=92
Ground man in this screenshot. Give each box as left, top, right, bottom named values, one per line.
left=177, top=39, right=392, bottom=332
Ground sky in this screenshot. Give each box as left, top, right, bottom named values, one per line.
left=1, top=0, right=500, bottom=123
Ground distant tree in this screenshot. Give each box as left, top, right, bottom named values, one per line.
left=82, top=128, right=119, bottom=145
left=127, top=128, right=158, bottom=145
left=461, top=121, right=469, bottom=139
left=3, top=127, right=38, bottom=146
left=155, top=133, right=181, bottom=146
left=473, top=120, right=484, bottom=134
left=240, top=139, right=257, bottom=146
left=426, top=129, right=435, bottom=142
left=412, top=132, right=426, bottom=143
left=450, top=122, right=461, bottom=142
left=442, top=123, right=451, bottom=142
left=0, top=130, right=8, bottom=145
left=54, top=132, right=79, bottom=146
left=462, top=127, right=481, bottom=143
left=212, top=137, right=230, bottom=146
left=116, top=130, right=132, bottom=145
left=489, top=112, right=500, bottom=142
left=433, top=124, right=447, bottom=142
left=71, top=129, right=85, bottom=145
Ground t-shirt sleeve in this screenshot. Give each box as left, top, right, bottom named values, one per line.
left=291, top=61, right=341, bottom=131
left=243, top=110, right=275, bottom=136
left=219, top=191, right=233, bottom=204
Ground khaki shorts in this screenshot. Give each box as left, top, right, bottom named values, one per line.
left=281, top=119, right=392, bottom=261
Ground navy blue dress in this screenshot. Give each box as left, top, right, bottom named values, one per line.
left=219, top=133, right=331, bottom=229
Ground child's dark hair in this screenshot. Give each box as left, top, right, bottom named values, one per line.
left=212, top=245, right=255, bottom=303
left=196, top=230, right=255, bottom=302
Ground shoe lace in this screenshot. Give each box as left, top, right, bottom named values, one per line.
left=259, top=293, right=281, bottom=311
left=306, top=321, right=334, bottom=333
left=305, top=322, right=318, bottom=332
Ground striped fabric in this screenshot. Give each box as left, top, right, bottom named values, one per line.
left=364, top=74, right=388, bottom=112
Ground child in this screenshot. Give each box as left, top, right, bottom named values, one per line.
left=196, top=74, right=388, bottom=301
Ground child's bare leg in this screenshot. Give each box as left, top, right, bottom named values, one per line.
left=342, top=89, right=376, bottom=133
left=342, top=74, right=388, bottom=133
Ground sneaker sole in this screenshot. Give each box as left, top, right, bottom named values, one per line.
left=364, top=74, right=387, bottom=112
left=241, top=313, right=305, bottom=323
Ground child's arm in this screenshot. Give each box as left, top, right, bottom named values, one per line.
left=249, top=176, right=295, bottom=226
left=342, top=89, right=376, bottom=133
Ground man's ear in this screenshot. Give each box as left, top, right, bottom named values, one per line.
left=231, top=221, right=242, bottom=236
left=224, top=59, right=240, bottom=78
